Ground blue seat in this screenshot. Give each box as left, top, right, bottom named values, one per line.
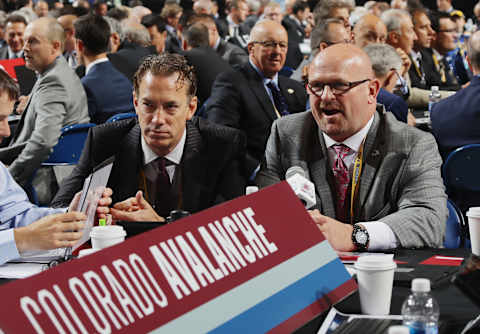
left=42, top=123, right=96, bottom=166
left=25, top=123, right=96, bottom=204
left=443, top=144, right=480, bottom=192
left=105, top=112, right=137, bottom=123
left=444, top=199, right=463, bottom=248
left=279, top=66, right=294, bottom=77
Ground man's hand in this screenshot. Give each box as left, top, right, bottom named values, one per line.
left=14, top=212, right=87, bottom=253
left=15, top=95, right=29, bottom=115
left=110, top=191, right=165, bottom=222
left=396, top=48, right=411, bottom=76
left=68, top=187, right=112, bottom=220
left=309, top=209, right=356, bottom=251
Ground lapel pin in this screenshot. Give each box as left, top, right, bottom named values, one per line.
left=287, top=88, right=294, bottom=94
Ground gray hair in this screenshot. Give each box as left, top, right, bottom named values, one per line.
left=124, top=24, right=151, bottom=47
left=311, top=18, right=344, bottom=53
left=380, top=8, right=410, bottom=32
left=364, top=43, right=402, bottom=78
left=313, top=0, right=354, bottom=23
left=104, top=16, right=125, bottom=42
left=468, top=31, right=480, bottom=70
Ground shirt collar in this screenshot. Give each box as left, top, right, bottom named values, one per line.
left=7, top=46, right=22, bottom=59
left=213, top=36, right=221, bottom=50
left=227, top=15, right=238, bottom=27
left=433, top=48, right=443, bottom=61
left=85, top=57, right=109, bottom=75
left=410, top=50, right=421, bottom=61
left=141, top=129, right=186, bottom=166
left=323, top=115, right=374, bottom=152
left=249, top=59, right=279, bottom=86
left=166, top=25, right=176, bottom=34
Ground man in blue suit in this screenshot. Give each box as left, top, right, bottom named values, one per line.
left=74, top=14, right=134, bottom=124
left=431, top=30, right=480, bottom=160
left=364, top=43, right=409, bottom=124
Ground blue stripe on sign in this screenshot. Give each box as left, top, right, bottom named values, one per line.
left=209, top=258, right=351, bottom=334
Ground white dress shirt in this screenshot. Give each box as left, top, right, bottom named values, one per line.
left=322, top=116, right=398, bottom=250
left=141, top=130, right=186, bottom=183
left=85, top=57, right=109, bottom=75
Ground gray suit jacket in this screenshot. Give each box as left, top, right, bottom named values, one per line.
left=0, top=46, right=8, bottom=60
left=256, top=109, right=447, bottom=248
left=0, top=56, right=89, bottom=186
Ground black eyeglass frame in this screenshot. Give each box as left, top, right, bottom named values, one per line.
left=250, top=40, right=288, bottom=50
left=305, top=78, right=371, bottom=97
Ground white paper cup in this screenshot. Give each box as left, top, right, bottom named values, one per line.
left=90, top=226, right=126, bottom=250
left=467, top=207, right=480, bottom=256
left=78, top=248, right=99, bottom=258
left=354, top=255, right=396, bottom=315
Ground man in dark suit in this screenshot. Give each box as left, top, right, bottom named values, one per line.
left=52, top=53, right=246, bottom=221
left=216, top=0, right=250, bottom=49
left=187, top=13, right=248, bottom=66
left=364, top=43, right=408, bottom=123
left=256, top=44, right=447, bottom=251
left=75, top=15, right=134, bottom=124
left=141, top=14, right=167, bottom=54
left=431, top=31, right=480, bottom=159
left=161, top=3, right=183, bottom=54
left=206, top=20, right=307, bottom=175
left=0, top=14, right=27, bottom=60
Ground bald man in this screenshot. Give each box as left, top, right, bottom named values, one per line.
left=0, top=17, right=89, bottom=201
left=57, top=14, right=78, bottom=68
left=256, top=44, right=446, bottom=251
left=353, top=13, right=387, bottom=48
left=207, top=20, right=307, bottom=175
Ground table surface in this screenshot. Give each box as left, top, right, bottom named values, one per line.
left=295, top=248, right=480, bottom=334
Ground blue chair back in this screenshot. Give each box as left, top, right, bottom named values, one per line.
left=106, top=112, right=137, bottom=123
left=279, top=66, right=294, bottom=77
left=443, top=144, right=480, bottom=192
left=43, top=123, right=96, bottom=165
left=444, top=199, right=463, bottom=248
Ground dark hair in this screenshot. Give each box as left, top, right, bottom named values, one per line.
left=227, top=0, right=246, bottom=11
left=5, top=14, right=27, bottom=26
left=292, top=0, right=309, bottom=15
left=0, top=70, right=19, bottom=101
left=93, top=0, right=108, bottom=10
left=141, top=14, right=166, bottom=33
left=133, top=53, right=197, bottom=98
left=107, top=7, right=129, bottom=21
left=428, top=11, right=452, bottom=32
left=74, top=14, right=111, bottom=55
left=183, top=22, right=209, bottom=48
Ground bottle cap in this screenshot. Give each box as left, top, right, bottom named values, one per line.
left=388, top=325, right=410, bottom=334
left=246, top=186, right=259, bottom=195
left=432, top=86, right=439, bottom=92
left=411, top=278, right=431, bottom=292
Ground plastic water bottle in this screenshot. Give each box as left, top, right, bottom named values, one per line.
left=428, top=86, right=441, bottom=114
left=401, top=278, right=440, bottom=334
left=388, top=326, right=410, bottom=334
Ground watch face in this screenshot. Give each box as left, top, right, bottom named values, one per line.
left=355, top=230, right=368, bottom=245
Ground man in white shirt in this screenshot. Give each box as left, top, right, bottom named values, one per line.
left=0, top=14, right=27, bottom=60
left=256, top=44, right=447, bottom=251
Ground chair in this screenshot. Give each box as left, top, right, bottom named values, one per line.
left=105, top=112, right=137, bottom=123
left=25, top=123, right=96, bottom=204
left=443, top=144, right=480, bottom=193
left=279, top=66, right=294, bottom=77
left=444, top=199, right=464, bottom=248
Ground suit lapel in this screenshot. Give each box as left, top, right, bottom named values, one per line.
left=180, top=120, right=209, bottom=212
left=243, top=63, right=278, bottom=122
left=111, top=123, right=142, bottom=202
left=356, top=111, right=384, bottom=216
left=305, top=116, right=336, bottom=216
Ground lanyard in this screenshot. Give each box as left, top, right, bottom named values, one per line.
left=350, top=140, right=365, bottom=224
left=432, top=54, right=447, bottom=83
left=412, top=57, right=426, bottom=84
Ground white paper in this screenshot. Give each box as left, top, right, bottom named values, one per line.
left=0, top=263, right=46, bottom=279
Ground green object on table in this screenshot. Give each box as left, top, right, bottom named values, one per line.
left=99, top=218, right=106, bottom=226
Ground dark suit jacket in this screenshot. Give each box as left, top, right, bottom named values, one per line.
left=0, top=45, right=8, bottom=59
left=52, top=117, right=247, bottom=213
left=256, top=110, right=447, bottom=248
left=431, top=75, right=480, bottom=159
left=82, top=60, right=134, bottom=124
left=421, top=48, right=460, bottom=91
left=107, top=41, right=156, bottom=82
left=165, top=29, right=182, bottom=54
left=216, top=18, right=250, bottom=50
left=206, top=61, right=307, bottom=174
left=377, top=88, right=408, bottom=123
left=181, top=46, right=232, bottom=106
left=216, top=39, right=248, bottom=67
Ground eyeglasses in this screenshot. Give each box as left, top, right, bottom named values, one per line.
left=305, top=79, right=371, bottom=97
left=251, top=40, right=288, bottom=50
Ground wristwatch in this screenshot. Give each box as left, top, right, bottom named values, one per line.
left=352, top=224, right=369, bottom=251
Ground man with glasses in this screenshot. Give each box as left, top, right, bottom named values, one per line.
left=421, top=11, right=461, bottom=91
left=207, top=20, right=307, bottom=177
left=256, top=44, right=446, bottom=251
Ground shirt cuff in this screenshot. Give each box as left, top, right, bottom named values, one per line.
left=360, top=221, right=398, bottom=250
left=0, top=229, right=20, bottom=265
